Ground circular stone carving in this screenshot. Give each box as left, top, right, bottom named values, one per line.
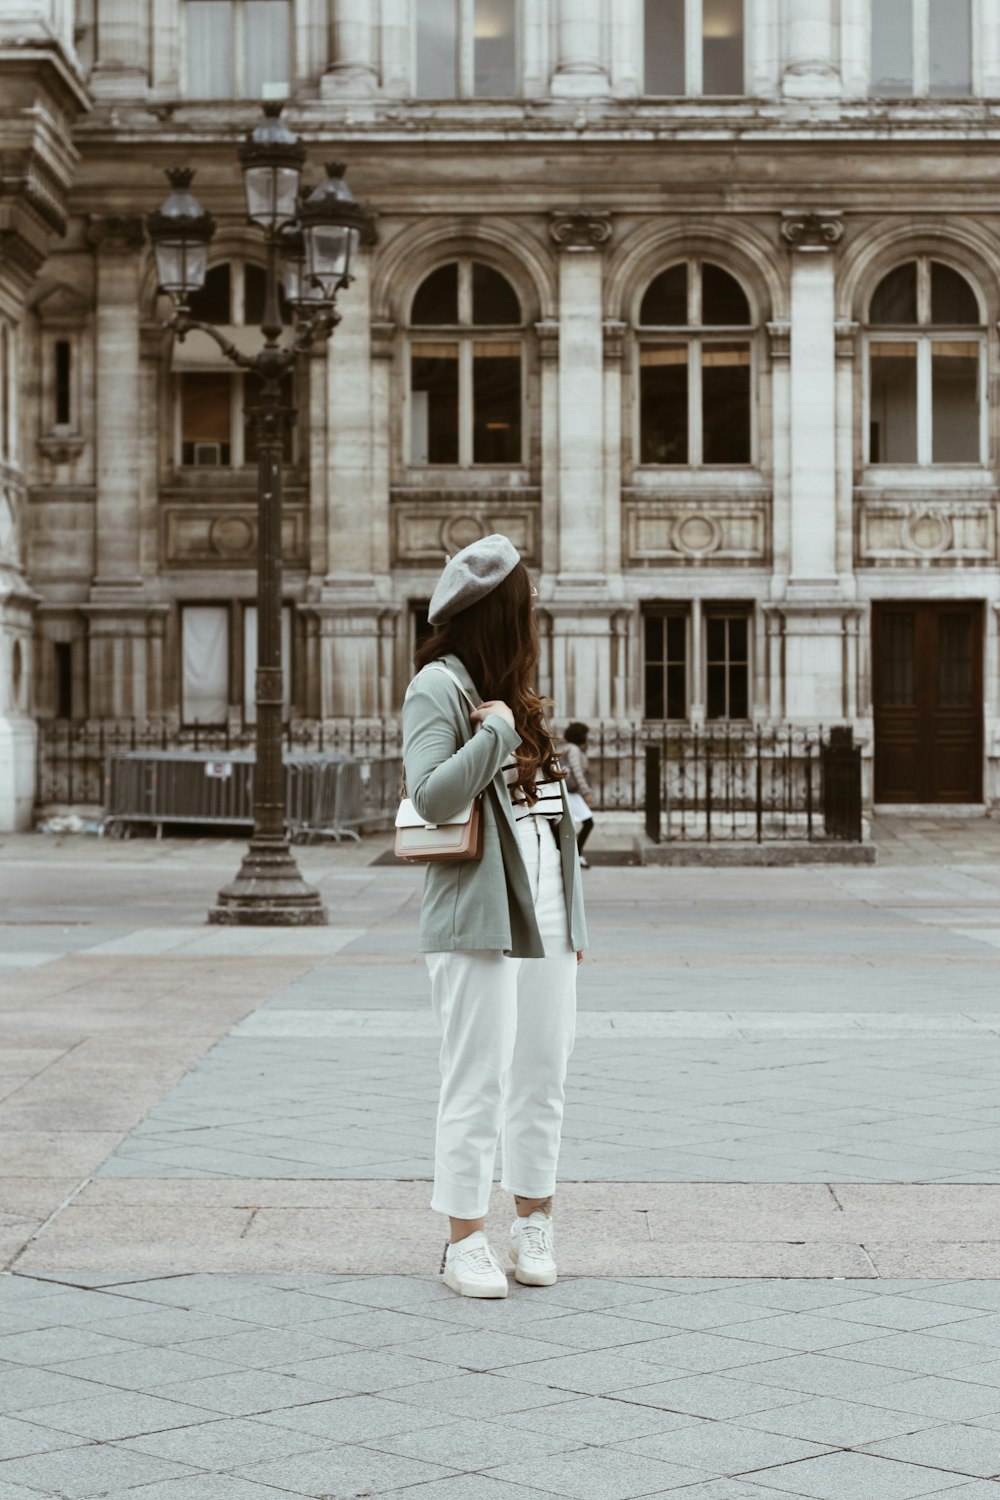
left=441, top=514, right=486, bottom=555
left=902, top=509, right=953, bottom=557
left=672, top=513, right=722, bottom=558
left=209, top=515, right=256, bottom=557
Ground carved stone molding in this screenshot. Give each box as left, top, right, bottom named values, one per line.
left=857, top=498, right=995, bottom=567
left=835, top=319, right=860, bottom=359
left=534, top=319, right=559, bottom=362
left=86, top=215, right=146, bottom=253
left=781, top=211, right=845, bottom=251
left=390, top=491, right=540, bottom=567
left=766, top=321, right=791, bottom=361
left=549, top=211, right=613, bottom=250
left=370, top=320, right=397, bottom=360
left=623, top=495, right=770, bottom=568
left=32, top=282, right=90, bottom=329
left=38, top=431, right=86, bottom=465
left=603, top=319, right=628, bottom=363
left=161, top=504, right=308, bottom=567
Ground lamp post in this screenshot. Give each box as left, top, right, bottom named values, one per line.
left=146, top=104, right=367, bottom=925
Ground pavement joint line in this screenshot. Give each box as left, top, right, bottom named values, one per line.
left=4, top=1176, right=93, bottom=1274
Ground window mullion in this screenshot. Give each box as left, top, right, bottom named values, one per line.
left=913, top=0, right=930, bottom=95
left=687, top=0, right=702, bottom=95
left=457, top=260, right=472, bottom=325
left=459, top=339, right=472, bottom=466
left=916, top=256, right=931, bottom=324
left=690, top=340, right=703, bottom=465
left=459, top=0, right=474, bottom=96
left=917, top=337, right=932, bottom=466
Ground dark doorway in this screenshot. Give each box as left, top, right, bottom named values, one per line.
left=873, top=602, right=983, bottom=803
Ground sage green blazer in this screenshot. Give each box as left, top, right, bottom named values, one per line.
left=402, top=653, right=589, bottom=959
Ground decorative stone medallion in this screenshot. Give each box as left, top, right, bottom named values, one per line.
left=901, top=508, right=953, bottom=558
left=671, top=513, right=722, bottom=558
left=209, top=515, right=256, bottom=557
left=441, top=514, right=485, bottom=554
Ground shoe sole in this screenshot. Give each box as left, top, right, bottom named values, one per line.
left=509, top=1248, right=558, bottom=1287
left=442, top=1264, right=508, bottom=1298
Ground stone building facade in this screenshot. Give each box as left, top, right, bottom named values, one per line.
left=3, top=0, right=1000, bottom=826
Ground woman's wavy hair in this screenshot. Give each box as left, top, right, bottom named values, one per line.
left=414, top=562, right=564, bottom=803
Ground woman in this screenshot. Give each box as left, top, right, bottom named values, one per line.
left=402, top=535, right=588, bottom=1299
left=563, top=721, right=595, bottom=869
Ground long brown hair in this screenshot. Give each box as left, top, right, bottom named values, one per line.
left=414, top=562, right=563, bottom=802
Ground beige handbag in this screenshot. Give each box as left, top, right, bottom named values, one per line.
left=395, top=664, right=487, bottom=865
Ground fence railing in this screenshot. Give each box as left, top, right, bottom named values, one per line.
left=36, top=717, right=863, bottom=843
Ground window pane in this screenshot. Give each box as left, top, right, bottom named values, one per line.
left=871, top=0, right=913, bottom=96
left=932, top=342, right=980, bottom=464
left=728, top=664, right=748, bottom=719
left=474, top=0, right=516, bottom=97
left=644, top=0, right=685, bottom=94
left=186, top=0, right=234, bottom=97
left=412, top=264, right=459, bottom=325
left=706, top=615, right=726, bottom=659
left=244, top=262, right=292, bottom=326
left=472, top=263, right=520, bottom=324
left=187, top=263, right=231, bottom=325
left=243, top=604, right=292, bottom=724
left=411, top=343, right=459, bottom=463
left=702, top=342, right=751, bottom=464
left=645, top=613, right=664, bottom=664
left=701, top=263, right=750, bottom=326
left=929, top=0, right=971, bottom=96
left=879, top=611, right=915, bottom=706
left=181, top=372, right=232, bottom=465
left=706, top=665, right=727, bottom=719
left=416, top=0, right=458, bottom=97
left=245, top=0, right=290, bottom=99
left=931, top=263, right=979, bottom=326
left=667, top=615, right=686, bottom=662
left=703, top=0, right=743, bottom=95
left=473, top=343, right=521, bottom=463
left=869, top=342, right=917, bottom=464
left=182, top=605, right=229, bottom=724
left=640, top=265, right=687, bottom=326
left=640, top=344, right=688, bottom=464
left=54, top=339, right=71, bottom=426
left=938, top=613, right=973, bottom=708
left=870, top=262, right=918, bottom=325
left=728, top=615, right=748, bottom=660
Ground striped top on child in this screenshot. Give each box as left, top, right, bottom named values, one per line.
left=502, top=755, right=564, bottom=822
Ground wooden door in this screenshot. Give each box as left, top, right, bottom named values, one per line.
left=873, top=603, right=983, bottom=803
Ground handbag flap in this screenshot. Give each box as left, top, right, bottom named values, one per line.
left=395, top=797, right=475, bottom=830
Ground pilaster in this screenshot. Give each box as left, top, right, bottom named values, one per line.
left=781, top=0, right=840, bottom=100
left=321, top=0, right=380, bottom=98
left=550, top=0, right=611, bottom=97
left=89, top=0, right=149, bottom=99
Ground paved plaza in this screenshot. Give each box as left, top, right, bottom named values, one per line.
left=1, top=818, right=1000, bottom=1497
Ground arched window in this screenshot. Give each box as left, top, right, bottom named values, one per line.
left=176, top=260, right=293, bottom=469
left=867, top=258, right=984, bottom=466
left=637, top=260, right=753, bottom=466
left=408, top=259, right=523, bottom=466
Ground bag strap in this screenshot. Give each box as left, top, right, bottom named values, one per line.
left=424, top=661, right=481, bottom=712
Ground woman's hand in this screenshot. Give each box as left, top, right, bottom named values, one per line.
left=576, top=950, right=586, bottom=966
left=471, top=699, right=515, bottom=732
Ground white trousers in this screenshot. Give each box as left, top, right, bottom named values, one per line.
left=426, top=817, right=578, bottom=1219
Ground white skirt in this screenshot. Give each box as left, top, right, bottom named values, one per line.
left=566, top=790, right=592, bottom=824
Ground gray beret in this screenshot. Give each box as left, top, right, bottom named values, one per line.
left=427, top=534, right=521, bottom=625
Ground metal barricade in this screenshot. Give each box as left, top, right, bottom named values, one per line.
left=102, top=750, right=367, bottom=842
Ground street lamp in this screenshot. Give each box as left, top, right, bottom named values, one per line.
left=146, top=103, right=368, bottom=925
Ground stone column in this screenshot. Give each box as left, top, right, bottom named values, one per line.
left=547, top=212, right=616, bottom=720
left=778, top=211, right=850, bottom=724
left=781, top=0, right=840, bottom=99
left=551, top=0, right=611, bottom=96
left=86, top=216, right=150, bottom=718
left=314, top=252, right=388, bottom=719
left=90, top=0, right=149, bottom=97
left=321, top=0, right=379, bottom=98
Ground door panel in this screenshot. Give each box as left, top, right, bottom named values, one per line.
left=873, top=603, right=982, bottom=803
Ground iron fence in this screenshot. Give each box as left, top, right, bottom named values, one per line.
left=36, top=717, right=862, bottom=843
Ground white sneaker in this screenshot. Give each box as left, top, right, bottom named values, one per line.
left=442, top=1231, right=508, bottom=1298
left=509, top=1211, right=557, bottom=1286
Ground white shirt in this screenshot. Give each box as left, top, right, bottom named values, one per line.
left=502, top=755, right=563, bottom=822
